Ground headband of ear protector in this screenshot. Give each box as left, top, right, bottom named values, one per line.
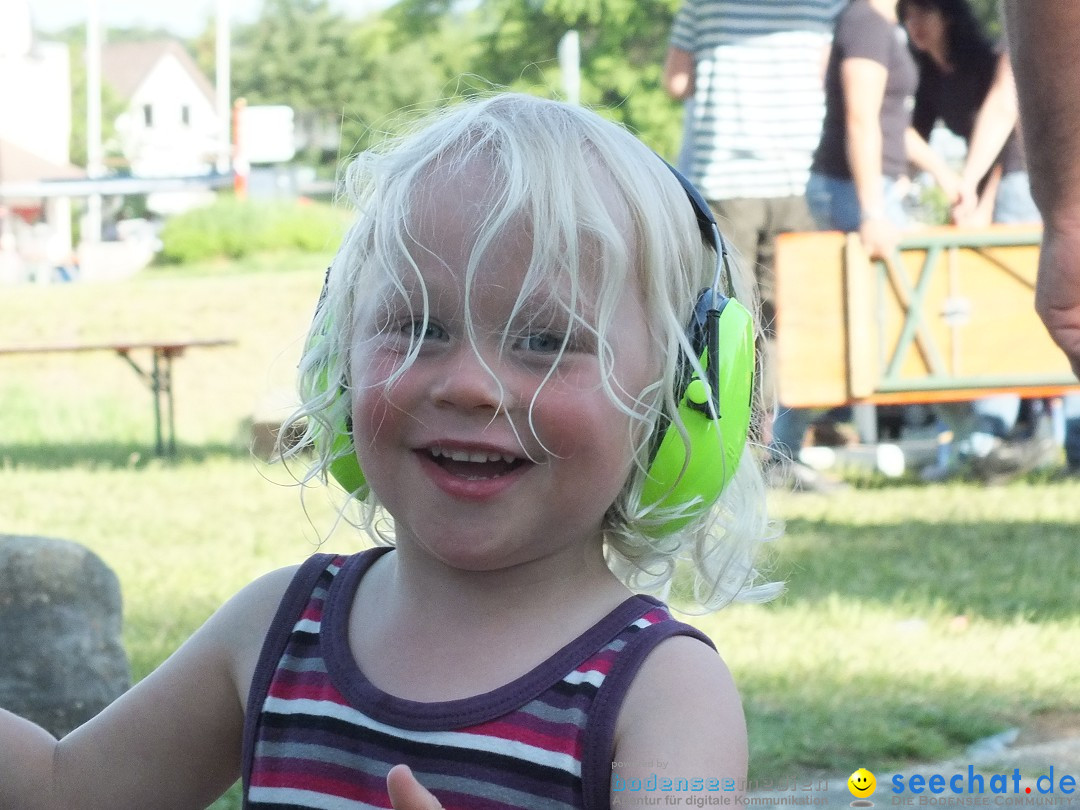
left=309, top=160, right=754, bottom=537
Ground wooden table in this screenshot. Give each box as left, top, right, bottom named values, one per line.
left=0, top=339, right=236, bottom=456
left=774, top=226, right=1080, bottom=408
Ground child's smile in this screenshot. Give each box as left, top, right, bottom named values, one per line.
left=416, top=441, right=533, bottom=499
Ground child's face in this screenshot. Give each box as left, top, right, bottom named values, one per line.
left=349, top=160, right=656, bottom=572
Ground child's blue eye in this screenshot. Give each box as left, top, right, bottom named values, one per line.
left=402, top=319, right=447, bottom=342
left=516, top=331, right=566, bottom=353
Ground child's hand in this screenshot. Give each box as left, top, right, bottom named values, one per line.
left=387, top=764, right=444, bottom=810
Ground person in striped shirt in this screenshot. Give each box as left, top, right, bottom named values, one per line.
left=664, top=0, right=846, bottom=491
left=0, top=93, right=779, bottom=810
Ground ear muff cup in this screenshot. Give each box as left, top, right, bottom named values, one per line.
left=325, top=407, right=367, bottom=499
left=305, top=334, right=369, bottom=499
left=639, top=296, right=754, bottom=535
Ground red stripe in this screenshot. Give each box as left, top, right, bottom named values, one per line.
left=298, top=601, right=324, bottom=623
left=267, top=679, right=348, bottom=704
left=463, top=717, right=579, bottom=756
left=574, top=650, right=615, bottom=676
left=641, top=608, right=668, bottom=624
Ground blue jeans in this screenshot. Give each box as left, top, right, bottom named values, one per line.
left=1065, top=394, right=1080, bottom=468
left=994, top=171, right=1040, bottom=224
left=805, top=173, right=907, bottom=232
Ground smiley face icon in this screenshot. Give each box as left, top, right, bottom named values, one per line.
left=848, top=768, right=876, bottom=798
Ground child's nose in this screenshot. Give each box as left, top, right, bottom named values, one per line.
left=431, top=345, right=509, bottom=412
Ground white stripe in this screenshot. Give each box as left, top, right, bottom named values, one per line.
left=292, top=617, right=321, bottom=634
left=262, top=696, right=579, bottom=773
left=562, top=668, right=606, bottom=688
left=248, top=785, right=380, bottom=810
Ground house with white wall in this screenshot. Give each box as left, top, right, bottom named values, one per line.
left=102, top=39, right=222, bottom=181
left=0, top=0, right=82, bottom=282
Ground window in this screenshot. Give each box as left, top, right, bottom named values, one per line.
left=181, top=105, right=190, bottom=126
left=143, top=104, right=153, bottom=127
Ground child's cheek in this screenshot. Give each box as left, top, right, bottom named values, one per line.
left=525, top=378, right=633, bottom=460
left=350, top=354, right=402, bottom=438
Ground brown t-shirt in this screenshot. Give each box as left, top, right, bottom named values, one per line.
left=812, top=0, right=918, bottom=180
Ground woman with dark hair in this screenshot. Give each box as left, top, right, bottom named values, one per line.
left=900, top=0, right=1070, bottom=481
left=900, top=0, right=1031, bottom=224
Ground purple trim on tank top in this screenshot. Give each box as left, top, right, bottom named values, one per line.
left=241, top=552, right=339, bottom=793
left=242, top=547, right=721, bottom=808
left=322, top=547, right=665, bottom=731
left=580, top=620, right=716, bottom=810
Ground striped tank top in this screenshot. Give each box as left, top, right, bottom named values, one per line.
left=242, top=548, right=715, bottom=810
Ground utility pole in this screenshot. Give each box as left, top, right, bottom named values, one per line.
left=215, top=0, right=231, bottom=175
left=558, top=30, right=580, bottom=106
left=85, top=0, right=103, bottom=243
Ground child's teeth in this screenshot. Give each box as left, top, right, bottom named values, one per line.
left=434, top=447, right=515, bottom=464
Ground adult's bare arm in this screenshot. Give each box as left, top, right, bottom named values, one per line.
left=663, top=46, right=695, bottom=100
left=842, top=56, right=898, bottom=259
left=1004, top=1, right=1080, bottom=376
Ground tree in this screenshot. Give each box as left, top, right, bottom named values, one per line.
left=333, top=8, right=481, bottom=158
left=453, top=0, right=685, bottom=159
left=967, top=0, right=1003, bottom=37
left=45, top=26, right=127, bottom=168
left=215, top=0, right=476, bottom=166
left=227, top=0, right=358, bottom=163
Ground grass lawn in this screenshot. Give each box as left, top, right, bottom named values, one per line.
left=1, top=260, right=1078, bottom=808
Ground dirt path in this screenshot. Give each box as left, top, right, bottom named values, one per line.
left=745, top=724, right=1080, bottom=808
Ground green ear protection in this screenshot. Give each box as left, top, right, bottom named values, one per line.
left=637, top=162, right=754, bottom=534
left=308, top=161, right=754, bottom=537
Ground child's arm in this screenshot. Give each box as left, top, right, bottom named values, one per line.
left=612, top=635, right=748, bottom=803
left=0, top=566, right=297, bottom=810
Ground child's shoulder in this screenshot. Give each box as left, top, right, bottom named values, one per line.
left=198, top=563, right=308, bottom=703
left=219, top=550, right=367, bottom=634
left=208, top=564, right=301, bottom=635
left=615, top=632, right=746, bottom=778
left=623, top=631, right=738, bottom=716
left=211, top=551, right=371, bottom=681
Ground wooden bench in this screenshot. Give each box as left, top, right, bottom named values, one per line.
left=774, top=225, right=1080, bottom=409
left=0, top=338, right=235, bottom=456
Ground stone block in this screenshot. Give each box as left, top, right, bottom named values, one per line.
left=0, top=535, right=131, bottom=738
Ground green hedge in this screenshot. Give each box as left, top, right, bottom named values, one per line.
left=158, top=197, right=350, bottom=264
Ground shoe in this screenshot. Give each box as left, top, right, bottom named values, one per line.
left=764, top=457, right=850, bottom=493
left=807, top=421, right=858, bottom=447
left=971, top=437, right=1060, bottom=484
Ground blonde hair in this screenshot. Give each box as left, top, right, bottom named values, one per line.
left=283, top=93, right=780, bottom=611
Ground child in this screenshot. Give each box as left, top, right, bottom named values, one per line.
left=0, top=93, right=778, bottom=810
